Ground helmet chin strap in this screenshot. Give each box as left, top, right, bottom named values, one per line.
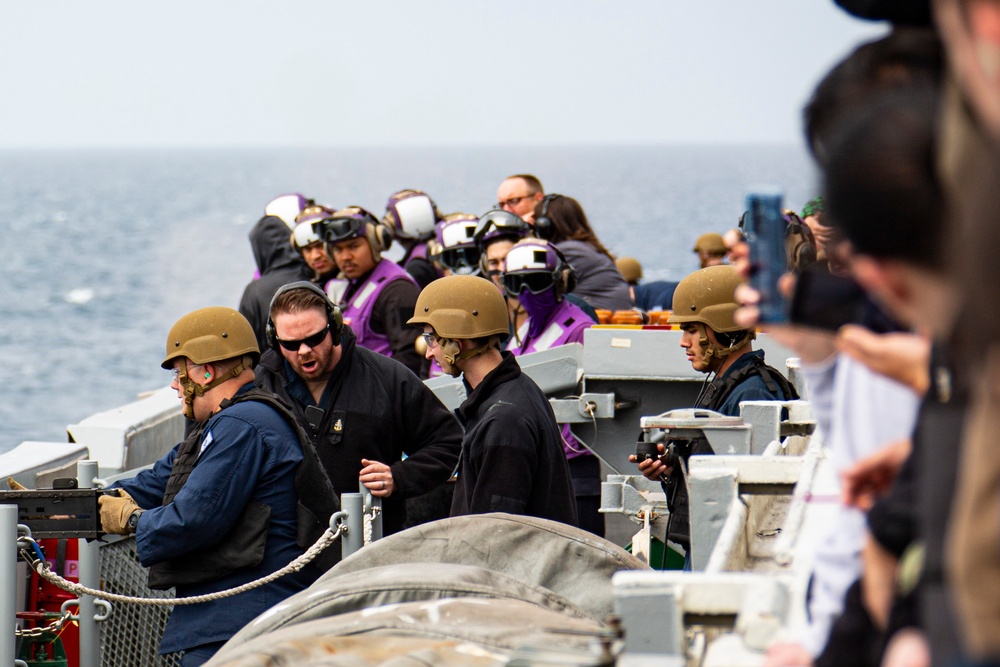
left=440, top=337, right=503, bottom=378
left=695, top=324, right=754, bottom=372
left=177, top=355, right=255, bottom=420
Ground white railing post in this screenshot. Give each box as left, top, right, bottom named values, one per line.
left=77, top=460, right=101, bottom=667
left=1, top=504, right=17, bottom=667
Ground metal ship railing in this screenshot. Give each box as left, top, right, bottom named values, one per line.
left=1, top=326, right=829, bottom=666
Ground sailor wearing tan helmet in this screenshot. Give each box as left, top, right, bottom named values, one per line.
left=693, top=232, right=729, bottom=269
left=98, top=307, right=333, bottom=666
left=408, top=275, right=578, bottom=526
left=630, top=265, right=796, bottom=555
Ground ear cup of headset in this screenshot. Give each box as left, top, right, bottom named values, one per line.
left=479, top=252, right=493, bottom=278
left=328, top=304, right=344, bottom=346
left=547, top=242, right=577, bottom=297
left=533, top=194, right=560, bottom=241
left=265, top=318, right=280, bottom=352
left=561, top=264, right=578, bottom=296
left=534, top=215, right=554, bottom=240
left=374, top=219, right=394, bottom=252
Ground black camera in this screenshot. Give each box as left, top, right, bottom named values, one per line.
left=634, top=433, right=697, bottom=471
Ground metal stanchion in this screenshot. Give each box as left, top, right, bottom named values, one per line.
left=341, top=493, right=362, bottom=558
left=1, top=504, right=16, bottom=667
left=77, top=460, right=101, bottom=667
left=366, top=490, right=383, bottom=543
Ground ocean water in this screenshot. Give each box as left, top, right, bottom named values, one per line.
left=0, top=145, right=819, bottom=453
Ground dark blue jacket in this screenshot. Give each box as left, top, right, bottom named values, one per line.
left=634, top=280, right=679, bottom=311
left=117, top=383, right=315, bottom=655
left=666, top=350, right=794, bottom=548
left=710, top=350, right=792, bottom=417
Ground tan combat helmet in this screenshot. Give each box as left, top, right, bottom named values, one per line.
left=408, top=275, right=509, bottom=376
left=616, top=256, right=643, bottom=285
left=693, top=232, right=727, bottom=256
left=162, top=307, right=260, bottom=418
left=668, top=265, right=753, bottom=370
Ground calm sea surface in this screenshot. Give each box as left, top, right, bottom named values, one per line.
left=0, top=145, right=819, bottom=453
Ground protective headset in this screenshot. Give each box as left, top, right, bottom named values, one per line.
left=265, top=281, right=344, bottom=353
left=739, top=209, right=817, bottom=273
left=323, top=207, right=394, bottom=259
left=532, top=194, right=561, bottom=240
left=783, top=210, right=818, bottom=272
left=502, top=239, right=577, bottom=300
left=368, top=217, right=395, bottom=254
left=475, top=211, right=535, bottom=277
left=550, top=242, right=578, bottom=297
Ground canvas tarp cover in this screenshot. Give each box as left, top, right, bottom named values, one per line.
left=208, top=598, right=608, bottom=666
left=210, top=514, right=648, bottom=665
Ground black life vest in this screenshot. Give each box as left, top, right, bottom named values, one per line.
left=147, top=387, right=340, bottom=590
left=663, top=355, right=797, bottom=550
left=696, top=355, right=798, bottom=412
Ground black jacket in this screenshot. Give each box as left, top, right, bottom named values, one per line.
left=254, top=327, right=462, bottom=535
left=239, top=215, right=312, bottom=351
left=451, top=352, right=578, bottom=526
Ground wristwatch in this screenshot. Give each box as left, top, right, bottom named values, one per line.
left=127, top=509, right=144, bottom=533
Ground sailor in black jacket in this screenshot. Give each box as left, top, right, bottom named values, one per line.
left=408, top=275, right=578, bottom=526
left=255, top=282, right=462, bottom=536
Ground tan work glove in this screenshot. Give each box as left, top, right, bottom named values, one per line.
left=98, top=490, right=140, bottom=535
left=6, top=477, right=27, bottom=490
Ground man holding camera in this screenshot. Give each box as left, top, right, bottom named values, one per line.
left=630, top=264, right=795, bottom=554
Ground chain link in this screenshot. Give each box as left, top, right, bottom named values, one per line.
left=15, top=611, right=73, bottom=638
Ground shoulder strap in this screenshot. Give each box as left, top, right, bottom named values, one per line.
left=220, top=388, right=341, bottom=566
left=161, top=423, right=206, bottom=506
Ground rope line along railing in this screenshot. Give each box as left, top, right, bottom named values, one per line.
left=15, top=511, right=348, bottom=607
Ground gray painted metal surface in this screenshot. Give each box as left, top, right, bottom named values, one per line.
left=340, top=493, right=362, bottom=559
left=549, top=392, right=617, bottom=424
left=67, top=387, right=185, bottom=476
left=688, top=466, right=741, bottom=571
left=77, top=460, right=101, bottom=667
left=2, top=505, right=15, bottom=667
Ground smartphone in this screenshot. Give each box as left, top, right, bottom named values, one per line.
left=744, top=189, right=788, bottom=323
left=789, top=264, right=905, bottom=334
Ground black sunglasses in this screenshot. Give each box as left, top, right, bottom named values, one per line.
left=502, top=271, right=555, bottom=297
left=275, top=324, right=330, bottom=351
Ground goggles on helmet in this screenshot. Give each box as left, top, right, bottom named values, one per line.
left=500, top=241, right=561, bottom=296
left=474, top=210, right=531, bottom=247
left=502, top=271, right=556, bottom=297
left=435, top=215, right=481, bottom=275
left=322, top=216, right=366, bottom=243
left=439, top=247, right=481, bottom=275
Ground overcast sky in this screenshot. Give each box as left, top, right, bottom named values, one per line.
left=1, top=2, right=885, bottom=148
